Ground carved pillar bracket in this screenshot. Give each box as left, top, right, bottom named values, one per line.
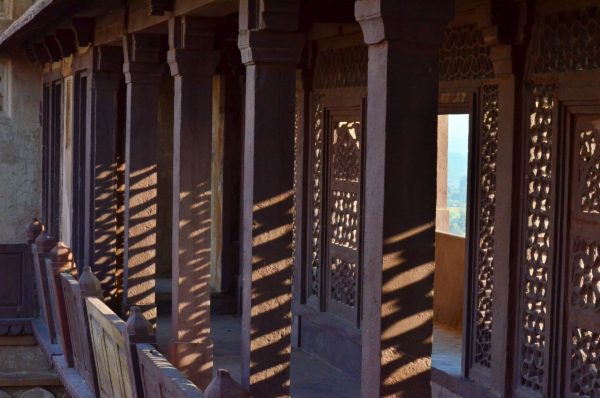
left=90, top=46, right=124, bottom=309
left=166, top=16, right=219, bottom=390
left=355, top=1, right=453, bottom=397
left=121, top=34, right=164, bottom=324
left=237, top=1, right=303, bottom=396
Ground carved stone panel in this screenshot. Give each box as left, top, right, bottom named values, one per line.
left=534, top=7, right=600, bottom=74
left=570, top=328, right=600, bottom=397
left=472, top=85, right=499, bottom=369
left=308, top=97, right=324, bottom=299
left=519, top=85, right=555, bottom=393
left=326, top=115, right=362, bottom=321
left=305, top=91, right=364, bottom=323
left=439, top=25, right=494, bottom=82
left=313, top=46, right=367, bottom=90
left=565, top=115, right=600, bottom=398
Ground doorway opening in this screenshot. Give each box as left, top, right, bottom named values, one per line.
left=433, top=113, right=470, bottom=376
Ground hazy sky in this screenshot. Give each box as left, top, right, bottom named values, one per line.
left=448, top=114, right=470, bottom=155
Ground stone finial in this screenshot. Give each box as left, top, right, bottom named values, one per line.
left=79, top=266, right=103, bottom=298
left=205, top=369, right=250, bottom=398
left=126, top=306, right=154, bottom=343
left=50, top=242, right=75, bottom=270
left=34, top=231, right=58, bottom=255
left=26, top=218, right=44, bottom=243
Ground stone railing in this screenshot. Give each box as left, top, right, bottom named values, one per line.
left=23, top=219, right=249, bottom=398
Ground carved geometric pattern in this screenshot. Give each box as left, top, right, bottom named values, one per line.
left=331, top=190, right=359, bottom=250
left=572, top=237, right=600, bottom=312
left=439, top=25, right=494, bottom=82
left=313, top=45, right=368, bottom=89
left=580, top=130, right=597, bottom=163
left=534, top=7, right=600, bottom=74
left=309, top=99, right=324, bottom=296
left=474, top=85, right=499, bottom=368
left=332, top=121, right=361, bottom=182
left=571, top=328, right=600, bottom=396
left=520, top=85, right=555, bottom=392
left=579, top=130, right=600, bottom=214
left=292, top=94, right=300, bottom=282
left=331, top=258, right=357, bottom=307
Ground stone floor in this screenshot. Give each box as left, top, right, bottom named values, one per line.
left=0, top=337, right=65, bottom=398
left=157, top=314, right=360, bottom=397
left=156, top=312, right=462, bottom=396
left=432, top=323, right=462, bottom=376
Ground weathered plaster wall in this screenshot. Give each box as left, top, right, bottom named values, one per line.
left=0, top=49, right=42, bottom=243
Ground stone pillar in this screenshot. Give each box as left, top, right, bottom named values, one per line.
left=237, top=1, right=303, bottom=396
left=122, top=34, right=164, bottom=323
left=167, top=16, right=219, bottom=389
left=355, top=1, right=453, bottom=396
left=90, top=46, right=124, bottom=308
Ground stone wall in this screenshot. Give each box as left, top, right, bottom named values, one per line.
left=434, top=231, right=465, bottom=329
left=0, top=48, right=42, bottom=243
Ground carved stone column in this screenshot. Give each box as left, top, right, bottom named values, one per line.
left=122, top=34, right=164, bottom=323
left=355, top=1, right=453, bottom=396
left=238, top=1, right=303, bottom=396
left=167, top=16, right=219, bottom=389
left=90, top=46, right=123, bottom=308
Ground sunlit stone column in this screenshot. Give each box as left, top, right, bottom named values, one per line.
left=356, top=0, right=453, bottom=396
left=238, top=1, right=303, bottom=395
left=168, top=16, right=219, bottom=389
left=122, top=34, right=164, bottom=323
left=90, top=46, right=123, bottom=308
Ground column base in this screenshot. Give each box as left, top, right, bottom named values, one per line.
left=169, top=339, right=214, bottom=389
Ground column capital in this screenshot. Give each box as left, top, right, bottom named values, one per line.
left=167, top=16, right=219, bottom=77
left=92, top=46, right=123, bottom=91
left=237, top=30, right=303, bottom=66
left=237, top=0, right=303, bottom=66
left=169, top=16, right=217, bottom=51
left=123, top=34, right=164, bottom=83
left=239, top=0, right=301, bottom=32
left=94, top=45, right=123, bottom=73
left=355, top=0, right=453, bottom=45
left=167, top=49, right=219, bottom=77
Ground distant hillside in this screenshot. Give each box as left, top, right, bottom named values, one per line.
left=448, top=151, right=468, bottom=186
left=447, top=151, right=468, bottom=236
